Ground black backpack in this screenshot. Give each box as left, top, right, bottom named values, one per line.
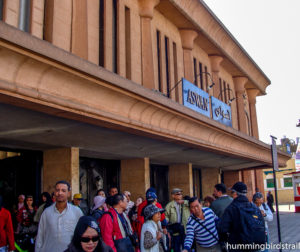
left=235, top=203, right=266, bottom=246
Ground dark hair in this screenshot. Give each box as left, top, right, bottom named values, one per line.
left=71, top=216, right=101, bottom=249
left=183, top=195, right=191, bottom=201
left=105, top=196, right=114, bottom=207
left=203, top=195, right=215, bottom=205
left=111, top=194, right=125, bottom=206
left=24, top=195, right=34, bottom=210
left=96, top=189, right=106, bottom=197
left=55, top=180, right=71, bottom=191
left=41, top=192, right=53, bottom=210
left=188, top=197, right=199, bottom=206
left=214, top=183, right=227, bottom=194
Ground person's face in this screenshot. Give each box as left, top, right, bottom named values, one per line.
left=80, top=227, right=99, bottom=252
left=152, top=212, right=161, bottom=223
left=120, top=197, right=128, bottom=211
left=254, top=197, right=263, bottom=207
left=55, top=184, right=69, bottom=203
left=26, top=197, right=33, bottom=206
left=42, top=195, right=47, bottom=202
left=172, top=192, right=183, bottom=201
left=109, top=188, right=118, bottom=196
left=231, top=191, right=238, bottom=199
left=213, top=188, right=221, bottom=198
left=136, top=197, right=143, bottom=206
left=125, top=194, right=130, bottom=202
left=18, top=196, right=24, bottom=203
left=74, top=198, right=81, bottom=206
left=190, top=199, right=202, bottom=217
left=98, top=190, right=105, bottom=197
left=203, top=201, right=210, bottom=207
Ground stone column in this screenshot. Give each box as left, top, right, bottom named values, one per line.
left=223, top=170, right=242, bottom=190
left=71, top=0, right=88, bottom=60
left=179, top=29, right=198, bottom=83
left=139, top=0, right=160, bottom=89
left=120, top=158, right=150, bottom=201
left=43, top=147, right=79, bottom=198
left=247, top=88, right=260, bottom=139
left=255, top=169, right=265, bottom=194
left=233, top=77, right=248, bottom=134
left=242, top=169, right=256, bottom=200
left=169, top=163, right=193, bottom=197
left=201, top=168, right=220, bottom=198
left=209, top=55, right=223, bottom=97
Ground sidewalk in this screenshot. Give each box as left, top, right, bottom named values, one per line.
left=268, top=204, right=300, bottom=251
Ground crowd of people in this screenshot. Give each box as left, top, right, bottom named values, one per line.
left=0, top=180, right=275, bottom=252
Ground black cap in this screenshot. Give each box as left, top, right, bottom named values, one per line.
left=230, top=182, right=247, bottom=194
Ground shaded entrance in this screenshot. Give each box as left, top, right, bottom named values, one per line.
left=150, top=164, right=169, bottom=207
left=0, top=150, right=42, bottom=210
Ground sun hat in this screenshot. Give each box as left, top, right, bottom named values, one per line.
left=143, top=204, right=165, bottom=221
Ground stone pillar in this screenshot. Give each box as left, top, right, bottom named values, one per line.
left=139, top=0, right=159, bottom=89
left=120, top=158, right=150, bottom=201
left=209, top=55, right=223, bottom=98
left=44, top=0, right=72, bottom=51
left=223, top=170, right=242, bottom=190
left=201, top=168, right=220, bottom=198
left=71, top=0, right=88, bottom=60
left=242, top=169, right=256, bottom=200
left=179, top=29, right=198, bottom=83
left=169, top=163, right=193, bottom=198
left=247, top=88, right=260, bottom=139
left=43, top=147, right=79, bottom=198
left=254, top=169, right=264, bottom=194
left=233, top=77, right=248, bottom=134
left=3, top=0, right=20, bottom=28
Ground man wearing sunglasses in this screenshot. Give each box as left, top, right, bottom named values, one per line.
left=35, top=181, right=83, bottom=252
left=165, top=188, right=190, bottom=252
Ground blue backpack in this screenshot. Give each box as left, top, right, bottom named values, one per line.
left=235, top=203, right=266, bottom=245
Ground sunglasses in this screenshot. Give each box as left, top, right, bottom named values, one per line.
left=80, top=236, right=100, bottom=243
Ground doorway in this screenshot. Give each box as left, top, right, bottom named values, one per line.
left=150, top=164, right=169, bottom=206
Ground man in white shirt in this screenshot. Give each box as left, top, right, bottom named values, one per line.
left=35, top=181, right=83, bottom=252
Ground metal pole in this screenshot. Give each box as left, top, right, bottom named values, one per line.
left=270, top=135, right=282, bottom=252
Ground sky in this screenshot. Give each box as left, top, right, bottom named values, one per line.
left=203, top=0, right=300, bottom=145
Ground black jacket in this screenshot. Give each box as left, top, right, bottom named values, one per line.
left=217, top=195, right=254, bottom=251
left=64, top=240, right=114, bottom=252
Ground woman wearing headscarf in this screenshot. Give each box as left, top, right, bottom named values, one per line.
left=34, top=192, right=52, bottom=223
left=65, top=215, right=113, bottom=252
left=140, top=204, right=167, bottom=252
left=90, top=196, right=106, bottom=224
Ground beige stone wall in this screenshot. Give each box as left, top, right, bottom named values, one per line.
left=3, top=0, right=19, bottom=28
left=201, top=168, right=220, bottom=198
left=120, top=158, right=150, bottom=201
left=169, top=163, right=193, bottom=198
left=31, top=0, right=45, bottom=39
left=43, top=147, right=79, bottom=198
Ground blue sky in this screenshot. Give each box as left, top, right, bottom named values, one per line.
left=204, top=0, right=300, bottom=144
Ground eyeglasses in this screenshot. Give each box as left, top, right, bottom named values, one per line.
left=80, top=236, right=100, bottom=243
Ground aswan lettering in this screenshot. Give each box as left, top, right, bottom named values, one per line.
left=187, top=89, right=208, bottom=111
left=214, top=106, right=231, bottom=120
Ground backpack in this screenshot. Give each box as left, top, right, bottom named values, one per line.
left=235, top=203, right=266, bottom=246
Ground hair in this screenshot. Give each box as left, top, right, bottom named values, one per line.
left=252, top=192, right=263, bottom=203
left=188, top=197, right=200, bottom=206
left=109, top=186, right=118, bottom=191
left=137, top=196, right=144, bottom=201
left=111, top=194, right=125, bottom=206
left=41, top=192, right=53, bottom=210
left=105, top=196, right=114, bottom=207
left=96, top=188, right=106, bottom=197
left=24, top=195, right=34, bottom=210
left=183, top=195, right=191, bottom=201
left=55, top=180, right=71, bottom=191
left=214, top=183, right=227, bottom=194
left=203, top=195, right=215, bottom=205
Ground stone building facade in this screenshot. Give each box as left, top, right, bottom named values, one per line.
left=0, top=0, right=290, bottom=205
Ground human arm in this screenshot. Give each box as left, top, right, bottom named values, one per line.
left=100, top=213, right=116, bottom=252
left=263, top=204, right=273, bottom=222
left=35, top=210, right=46, bottom=252
left=5, top=210, right=16, bottom=251
left=183, top=220, right=194, bottom=251
left=143, top=231, right=159, bottom=249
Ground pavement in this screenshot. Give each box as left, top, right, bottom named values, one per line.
left=268, top=204, right=300, bottom=251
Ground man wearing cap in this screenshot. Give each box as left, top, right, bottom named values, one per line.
left=72, top=193, right=87, bottom=215
left=165, top=188, right=190, bottom=252
left=217, top=182, right=264, bottom=251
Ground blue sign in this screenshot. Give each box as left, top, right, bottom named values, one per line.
left=211, top=96, right=232, bottom=127
left=182, top=78, right=210, bottom=117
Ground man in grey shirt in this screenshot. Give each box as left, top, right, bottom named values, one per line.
left=35, top=181, right=83, bottom=252
left=210, top=183, right=232, bottom=218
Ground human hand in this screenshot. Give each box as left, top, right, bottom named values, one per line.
left=162, top=227, right=168, bottom=235
left=156, top=231, right=162, bottom=240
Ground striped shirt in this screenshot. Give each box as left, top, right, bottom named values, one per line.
left=183, top=207, right=219, bottom=250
